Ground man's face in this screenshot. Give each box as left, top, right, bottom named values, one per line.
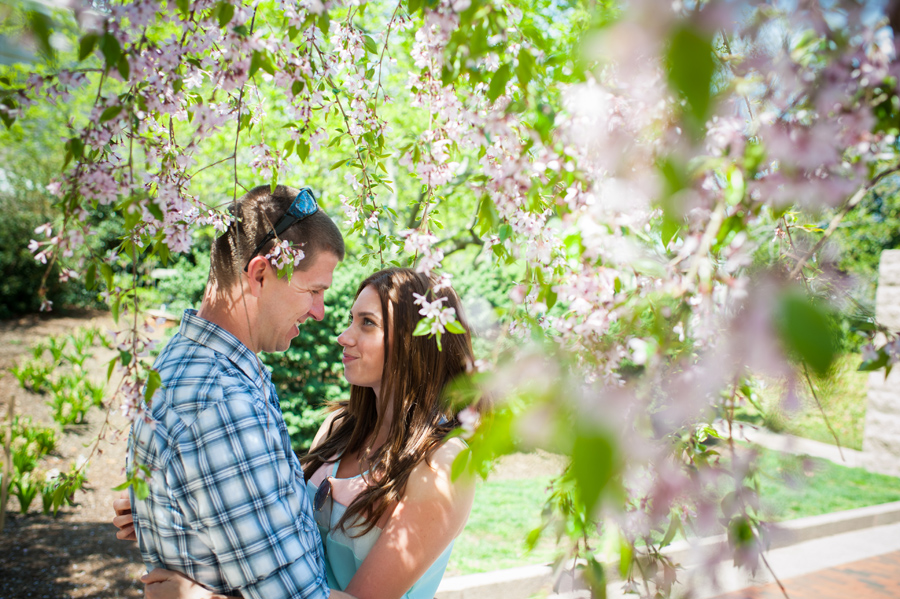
left=256, top=251, right=340, bottom=353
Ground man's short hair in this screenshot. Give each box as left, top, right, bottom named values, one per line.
left=209, top=185, right=345, bottom=288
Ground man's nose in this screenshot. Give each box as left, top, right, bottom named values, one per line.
left=308, top=295, right=325, bottom=322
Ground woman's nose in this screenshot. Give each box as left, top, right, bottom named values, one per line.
left=337, top=328, right=352, bottom=347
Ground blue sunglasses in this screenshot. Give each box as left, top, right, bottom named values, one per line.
left=244, top=187, right=319, bottom=271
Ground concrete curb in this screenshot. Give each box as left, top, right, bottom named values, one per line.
left=436, top=500, right=900, bottom=599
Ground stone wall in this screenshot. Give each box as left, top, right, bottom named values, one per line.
left=863, top=250, right=900, bottom=476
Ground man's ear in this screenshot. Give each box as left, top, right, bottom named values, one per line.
left=245, top=256, right=270, bottom=297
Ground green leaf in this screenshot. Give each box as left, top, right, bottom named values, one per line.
left=117, top=54, right=131, bottom=80
left=445, top=319, right=466, bottom=334
left=725, top=166, right=745, bottom=205
left=249, top=51, right=263, bottom=77
left=583, top=557, right=607, bottom=599
left=413, top=318, right=433, bottom=337
left=69, top=137, right=84, bottom=160
left=100, top=105, right=123, bottom=122
left=78, top=33, right=99, bottom=61
left=144, top=369, right=162, bottom=404
left=100, top=263, right=114, bottom=289
left=100, top=33, right=121, bottom=72
left=774, top=292, right=838, bottom=376
left=661, top=218, right=680, bottom=248
left=407, top=0, right=424, bottom=14
left=106, top=356, right=117, bottom=382
left=572, top=431, right=615, bottom=515
left=524, top=526, right=543, bottom=552
left=660, top=513, right=680, bottom=547
left=85, top=263, right=97, bottom=290
left=487, top=64, right=512, bottom=103
left=291, top=79, right=305, bottom=96
left=176, top=0, right=190, bottom=18
left=112, top=479, right=132, bottom=492
left=859, top=349, right=890, bottom=372
left=666, top=25, right=715, bottom=132
left=217, top=1, right=235, bottom=27
left=516, top=48, right=534, bottom=90
left=270, top=169, right=279, bottom=194
left=330, top=158, right=348, bottom=171
left=618, top=537, right=633, bottom=579
left=296, top=139, right=310, bottom=162
left=363, top=35, right=378, bottom=54
left=146, top=199, right=164, bottom=221
left=450, top=446, right=471, bottom=480
left=134, top=477, right=150, bottom=500
left=28, top=11, right=54, bottom=59
left=249, top=51, right=276, bottom=77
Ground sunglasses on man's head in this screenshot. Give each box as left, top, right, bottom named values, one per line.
left=243, top=187, right=319, bottom=271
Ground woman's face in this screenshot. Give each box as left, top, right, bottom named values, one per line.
left=337, top=285, right=387, bottom=397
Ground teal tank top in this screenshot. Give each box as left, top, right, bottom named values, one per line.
left=306, top=458, right=454, bottom=598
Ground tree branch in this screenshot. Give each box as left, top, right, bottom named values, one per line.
left=789, top=164, right=900, bottom=280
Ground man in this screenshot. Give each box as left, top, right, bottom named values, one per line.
left=121, top=185, right=353, bottom=599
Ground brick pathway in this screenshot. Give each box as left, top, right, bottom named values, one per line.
left=714, top=551, right=900, bottom=599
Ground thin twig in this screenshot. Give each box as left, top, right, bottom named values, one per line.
left=188, top=154, right=236, bottom=182
left=759, top=547, right=790, bottom=599
left=0, top=393, right=15, bottom=532
left=789, top=164, right=900, bottom=280
left=801, top=362, right=845, bottom=461
left=375, top=2, right=404, bottom=103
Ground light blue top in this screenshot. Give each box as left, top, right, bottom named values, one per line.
left=305, top=458, right=454, bottom=598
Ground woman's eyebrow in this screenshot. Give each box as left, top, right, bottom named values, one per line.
left=353, top=310, right=381, bottom=321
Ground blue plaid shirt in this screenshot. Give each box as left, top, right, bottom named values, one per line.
left=128, top=309, right=329, bottom=599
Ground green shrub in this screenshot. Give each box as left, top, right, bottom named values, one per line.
left=0, top=200, right=64, bottom=317
left=151, top=240, right=212, bottom=314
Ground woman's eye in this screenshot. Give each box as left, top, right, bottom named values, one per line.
left=364, top=318, right=376, bottom=326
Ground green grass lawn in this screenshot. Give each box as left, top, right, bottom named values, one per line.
left=755, top=448, right=900, bottom=520
left=734, top=354, right=869, bottom=450
left=447, top=477, right=560, bottom=576
left=447, top=446, right=900, bottom=576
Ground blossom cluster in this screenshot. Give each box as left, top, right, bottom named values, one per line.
left=265, top=239, right=306, bottom=271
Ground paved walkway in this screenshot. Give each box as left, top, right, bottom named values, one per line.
left=686, top=521, right=900, bottom=599
left=713, top=551, right=900, bottom=599
left=595, top=521, right=900, bottom=599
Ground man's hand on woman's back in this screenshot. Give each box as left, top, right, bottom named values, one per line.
left=112, top=490, right=137, bottom=541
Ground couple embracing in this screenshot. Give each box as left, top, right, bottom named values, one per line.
left=113, top=184, right=481, bottom=599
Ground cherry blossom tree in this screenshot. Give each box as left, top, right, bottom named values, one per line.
left=2, top=0, right=899, bottom=595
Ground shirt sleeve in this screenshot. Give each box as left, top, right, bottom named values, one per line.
left=172, top=396, right=330, bottom=599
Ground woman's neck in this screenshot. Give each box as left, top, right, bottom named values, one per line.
left=368, top=391, right=393, bottom=451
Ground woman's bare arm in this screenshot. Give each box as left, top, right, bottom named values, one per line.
left=343, top=438, right=475, bottom=599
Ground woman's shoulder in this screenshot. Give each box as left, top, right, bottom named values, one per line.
left=310, top=408, right=346, bottom=451
left=404, top=436, right=472, bottom=502
left=429, top=436, right=467, bottom=469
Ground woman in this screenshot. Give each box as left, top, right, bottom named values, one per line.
left=117, top=267, right=480, bottom=599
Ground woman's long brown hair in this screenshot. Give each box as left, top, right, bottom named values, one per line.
left=301, top=268, right=476, bottom=535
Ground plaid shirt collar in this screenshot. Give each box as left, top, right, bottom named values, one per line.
left=179, top=309, right=272, bottom=392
